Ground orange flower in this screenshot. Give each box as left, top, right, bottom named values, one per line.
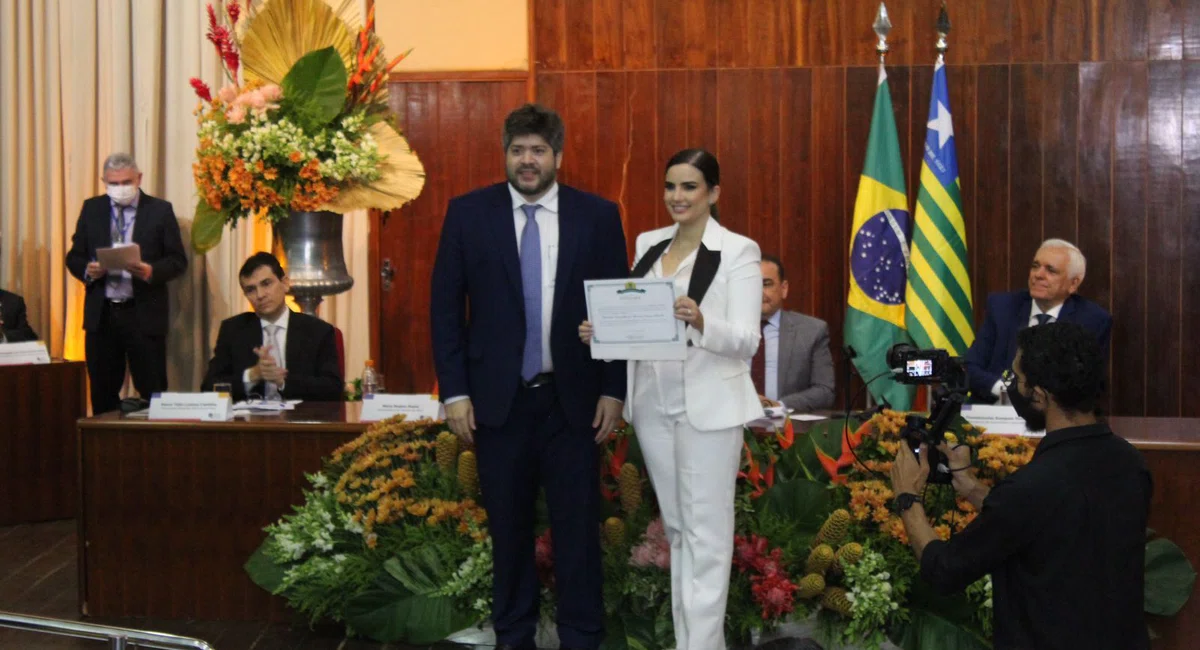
left=289, top=151, right=303, bottom=163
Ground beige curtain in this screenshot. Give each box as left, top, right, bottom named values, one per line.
left=0, top=0, right=373, bottom=407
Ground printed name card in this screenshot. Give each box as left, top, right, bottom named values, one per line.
left=960, top=404, right=1045, bottom=437
left=360, top=394, right=443, bottom=423
left=0, top=341, right=51, bottom=366
left=148, top=392, right=233, bottom=421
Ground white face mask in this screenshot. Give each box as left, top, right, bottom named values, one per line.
left=107, top=184, right=138, bottom=206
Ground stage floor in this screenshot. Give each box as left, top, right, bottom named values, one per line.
left=0, top=520, right=478, bottom=649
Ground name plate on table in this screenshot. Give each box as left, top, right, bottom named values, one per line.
left=360, top=394, right=443, bottom=422
left=148, top=392, right=233, bottom=421
left=0, top=341, right=51, bottom=365
left=961, top=404, right=1045, bottom=437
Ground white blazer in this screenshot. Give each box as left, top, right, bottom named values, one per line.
left=622, top=219, right=764, bottom=430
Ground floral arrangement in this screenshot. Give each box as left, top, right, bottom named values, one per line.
left=188, top=0, right=424, bottom=252
left=247, top=411, right=1196, bottom=649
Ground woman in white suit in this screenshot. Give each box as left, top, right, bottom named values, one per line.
left=580, top=149, right=762, bottom=649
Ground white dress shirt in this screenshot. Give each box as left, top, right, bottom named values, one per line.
left=632, top=241, right=699, bottom=418
left=509, top=181, right=560, bottom=374
left=762, top=309, right=782, bottom=401
left=243, top=308, right=290, bottom=393
left=991, top=301, right=1066, bottom=397
left=1028, top=301, right=1063, bottom=327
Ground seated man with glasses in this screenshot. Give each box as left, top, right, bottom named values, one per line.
left=890, top=322, right=1151, bottom=650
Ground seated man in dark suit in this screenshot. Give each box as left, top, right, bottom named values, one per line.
left=202, top=252, right=343, bottom=401
left=0, top=288, right=38, bottom=343
left=966, top=239, right=1112, bottom=403
left=752, top=255, right=835, bottom=412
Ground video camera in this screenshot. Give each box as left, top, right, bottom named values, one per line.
left=885, top=344, right=969, bottom=484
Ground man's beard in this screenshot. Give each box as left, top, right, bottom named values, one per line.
left=508, top=165, right=555, bottom=196
left=1008, top=384, right=1047, bottom=432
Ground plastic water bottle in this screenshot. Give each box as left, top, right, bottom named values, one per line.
left=361, top=359, right=379, bottom=397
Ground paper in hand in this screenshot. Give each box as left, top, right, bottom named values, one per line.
left=96, top=243, right=141, bottom=270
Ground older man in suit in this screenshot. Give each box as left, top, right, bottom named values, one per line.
left=0, top=288, right=38, bottom=343
left=751, top=255, right=835, bottom=413
left=965, top=239, right=1112, bottom=403
left=430, top=104, right=628, bottom=650
left=65, top=153, right=187, bottom=414
left=202, top=252, right=343, bottom=402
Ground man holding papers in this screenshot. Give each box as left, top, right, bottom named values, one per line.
left=65, top=153, right=187, bottom=414
left=202, top=253, right=343, bottom=402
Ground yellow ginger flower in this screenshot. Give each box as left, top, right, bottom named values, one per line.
left=618, top=463, right=641, bottom=513
left=821, top=586, right=854, bottom=616
left=796, top=573, right=825, bottom=599
left=436, top=431, right=458, bottom=474
left=458, top=451, right=479, bottom=495
left=805, top=544, right=835, bottom=575
left=814, top=509, right=851, bottom=547
left=836, top=542, right=864, bottom=569
left=603, top=517, right=626, bottom=547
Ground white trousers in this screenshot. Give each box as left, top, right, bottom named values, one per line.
left=633, top=410, right=743, bottom=650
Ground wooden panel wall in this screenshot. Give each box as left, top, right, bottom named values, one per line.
left=377, top=75, right=529, bottom=394
left=522, top=0, right=1200, bottom=417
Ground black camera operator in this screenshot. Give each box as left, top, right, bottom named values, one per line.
left=889, top=322, right=1151, bottom=650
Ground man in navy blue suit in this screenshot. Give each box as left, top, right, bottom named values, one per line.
left=430, top=104, right=628, bottom=650
left=966, top=239, right=1112, bottom=403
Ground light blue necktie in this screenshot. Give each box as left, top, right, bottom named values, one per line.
left=519, top=204, right=542, bottom=381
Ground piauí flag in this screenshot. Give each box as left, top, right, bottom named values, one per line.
left=845, top=65, right=915, bottom=411
left=905, top=58, right=974, bottom=355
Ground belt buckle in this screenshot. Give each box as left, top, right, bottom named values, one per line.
left=524, top=372, right=552, bottom=388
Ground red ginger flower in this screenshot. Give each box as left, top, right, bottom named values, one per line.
left=190, top=78, right=212, bottom=103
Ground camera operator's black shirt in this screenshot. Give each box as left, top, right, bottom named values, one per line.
left=920, top=422, right=1152, bottom=650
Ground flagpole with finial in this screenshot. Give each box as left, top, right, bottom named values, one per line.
left=874, top=2, right=892, bottom=68
left=936, top=1, right=951, bottom=64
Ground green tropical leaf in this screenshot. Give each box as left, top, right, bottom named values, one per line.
left=190, top=199, right=225, bottom=253
left=281, top=46, right=348, bottom=129
left=895, top=608, right=991, bottom=650
left=383, top=547, right=447, bottom=596
left=758, top=479, right=830, bottom=532
left=1145, top=537, right=1197, bottom=616
left=344, top=571, right=475, bottom=644
left=243, top=541, right=287, bottom=594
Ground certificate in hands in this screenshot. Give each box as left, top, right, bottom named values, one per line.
left=584, top=278, right=687, bottom=360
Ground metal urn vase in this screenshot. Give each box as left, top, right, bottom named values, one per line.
left=271, top=210, right=354, bottom=315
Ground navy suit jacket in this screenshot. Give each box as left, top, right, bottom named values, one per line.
left=965, top=290, right=1112, bottom=401
left=64, top=191, right=188, bottom=335
left=0, top=289, right=38, bottom=342
left=430, top=182, right=629, bottom=429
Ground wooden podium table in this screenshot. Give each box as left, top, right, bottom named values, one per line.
left=0, top=360, right=87, bottom=525
left=77, top=402, right=367, bottom=621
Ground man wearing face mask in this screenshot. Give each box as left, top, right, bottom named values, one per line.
left=66, top=153, right=188, bottom=414
left=889, top=322, right=1151, bottom=650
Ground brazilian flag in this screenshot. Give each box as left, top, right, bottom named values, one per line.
left=905, top=58, right=974, bottom=354
left=845, top=65, right=915, bottom=410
